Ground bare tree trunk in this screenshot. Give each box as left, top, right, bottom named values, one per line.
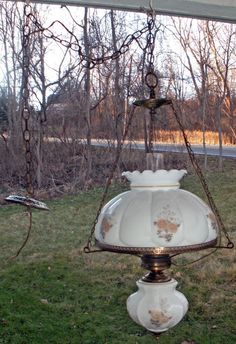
left=216, top=101, right=223, bottom=171
left=202, top=101, right=208, bottom=170
left=139, top=50, right=149, bottom=153
left=35, top=35, right=45, bottom=189
left=36, top=117, right=43, bottom=189
left=110, top=10, right=124, bottom=146
left=83, top=7, right=92, bottom=177
left=202, top=66, right=208, bottom=170
left=0, top=3, right=22, bottom=160
left=123, top=54, right=132, bottom=136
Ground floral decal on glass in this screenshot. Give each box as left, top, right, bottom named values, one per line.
left=101, top=216, right=113, bottom=239
left=149, top=299, right=172, bottom=327
left=154, top=205, right=180, bottom=242
left=207, top=212, right=218, bottom=232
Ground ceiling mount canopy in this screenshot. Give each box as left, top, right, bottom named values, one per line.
left=28, top=0, right=236, bottom=23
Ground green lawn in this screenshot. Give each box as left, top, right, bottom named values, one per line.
left=0, top=172, right=235, bottom=344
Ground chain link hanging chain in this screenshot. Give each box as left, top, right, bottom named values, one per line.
left=145, top=12, right=157, bottom=153
left=22, top=3, right=34, bottom=197
left=6, top=3, right=49, bottom=258
left=24, top=4, right=157, bottom=69
left=8, top=3, right=34, bottom=259
left=133, top=13, right=171, bottom=154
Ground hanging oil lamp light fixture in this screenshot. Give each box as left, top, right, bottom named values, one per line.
left=94, top=169, right=218, bottom=333
left=92, top=104, right=233, bottom=334
left=85, top=11, right=234, bottom=336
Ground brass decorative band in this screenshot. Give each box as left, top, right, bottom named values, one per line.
left=95, top=238, right=218, bottom=255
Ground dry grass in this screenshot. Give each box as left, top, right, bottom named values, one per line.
left=153, top=130, right=233, bottom=145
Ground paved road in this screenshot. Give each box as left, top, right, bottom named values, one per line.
left=46, top=137, right=236, bottom=158
left=91, top=140, right=236, bottom=159
left=150, top=143, right=236, bottom=158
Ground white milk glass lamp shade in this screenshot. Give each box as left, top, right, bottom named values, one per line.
left=95, top=170, right=218, bottom=254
